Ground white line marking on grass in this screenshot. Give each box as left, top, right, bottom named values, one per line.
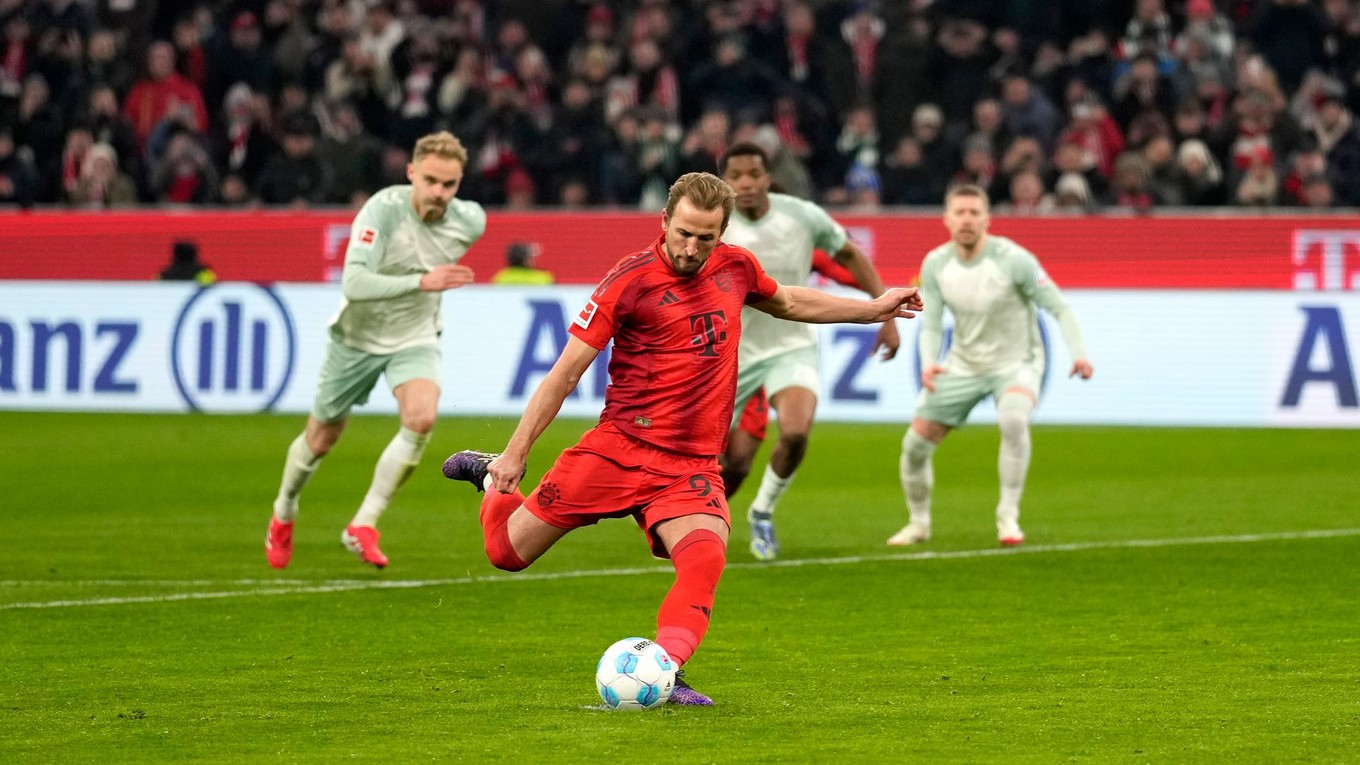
left=3, top=528, right=1357, bottom=611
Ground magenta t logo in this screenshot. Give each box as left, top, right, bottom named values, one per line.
left=1292, top=230, right=1360, bottom=290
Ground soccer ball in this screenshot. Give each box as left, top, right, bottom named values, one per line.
left=595, top=637, right=676, bottom=710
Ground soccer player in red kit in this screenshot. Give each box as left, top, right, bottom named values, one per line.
left=442, top=172, right=923, bottom=705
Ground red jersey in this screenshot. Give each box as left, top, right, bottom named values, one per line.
left=570, top=236, right=779, bottom=457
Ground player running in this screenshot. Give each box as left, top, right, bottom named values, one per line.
left=718, top=142, right=899, bottom=561
left=443, top=172, right=923, bottom=705
left=890, top=184, right=1092, bottom=547
left=265, top=131, right=485, bottom=569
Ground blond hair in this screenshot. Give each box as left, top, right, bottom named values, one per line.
left=413, top=131, right=468, bottom=165
left=666, top=172, right=736, bottom=230
left=945, top=183, right=990, bottom=208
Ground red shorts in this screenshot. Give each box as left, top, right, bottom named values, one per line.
left=524, top=421, right=730, bottom=558
left=737, top=388, right=769, bottom=441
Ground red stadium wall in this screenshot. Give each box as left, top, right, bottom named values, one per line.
left=2, top=211, right=1358, bottom=289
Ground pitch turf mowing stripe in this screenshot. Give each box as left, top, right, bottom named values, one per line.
left=5, top=527, right=1357, bottom=611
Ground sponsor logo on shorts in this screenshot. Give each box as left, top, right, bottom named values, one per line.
left=633, top=416, right=652, bottom=427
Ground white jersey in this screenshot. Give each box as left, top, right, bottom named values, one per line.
left=918, top=235, right=1086, bottom=377
left=721, top=193, right=849, bottom=365
left=330, top=186, right=487, bottom=354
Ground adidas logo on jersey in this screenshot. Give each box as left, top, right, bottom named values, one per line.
left=657, top=290, right=680, bottom=306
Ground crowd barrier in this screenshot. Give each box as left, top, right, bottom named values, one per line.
left=2, top=210, right=1359, bottom=289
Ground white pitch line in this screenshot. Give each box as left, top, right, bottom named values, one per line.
left=3, top=528, right=1358, bottom=611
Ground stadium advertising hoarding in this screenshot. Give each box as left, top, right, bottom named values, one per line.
left=2, top=211, right=1359, bottom=289
left=0, top=282, right=1356, bottom=427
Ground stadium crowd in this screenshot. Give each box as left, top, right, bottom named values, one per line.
left=1, top=0, right=1359, bottom=212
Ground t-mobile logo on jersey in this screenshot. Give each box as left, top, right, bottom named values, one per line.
left=1292, top=230, right=1360, bottom=290
left=688, top=311, right=728, bottom=357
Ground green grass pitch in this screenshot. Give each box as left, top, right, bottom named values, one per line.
left=2, top=412, right=1357, bottom=763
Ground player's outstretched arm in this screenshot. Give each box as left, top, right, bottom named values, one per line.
left=755, top=284, right=922, bottom=325
left=419, top=264, right=476, bottom=291
left=489, top=336, right=600, bottom=494
left=832, top=241, right=901, bottom=359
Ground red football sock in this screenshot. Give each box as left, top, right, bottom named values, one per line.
left=480, top=490, right=528, bottom=571
left=656, top=529, right=726, bottom=666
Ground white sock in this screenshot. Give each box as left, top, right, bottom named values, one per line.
left=750, top=463, right=795, bottom=515
left=900, top=429, right=936, bottom=527
left=996, top=394, right=1033, bottom=524
left=350, top=427, right=430, bottom=528
left=274, top=433, right=321, bottom=522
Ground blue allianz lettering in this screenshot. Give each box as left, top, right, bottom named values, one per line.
left=510, top=300, right=610, bottom=399
left=0, top=320, right=139, bottom=394
left=830, top=328, right=878, bottom=402
left=1280, top=306, right=1357, bottom=407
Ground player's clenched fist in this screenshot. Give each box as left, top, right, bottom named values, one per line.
left=420, top=263, right=475, bottom=291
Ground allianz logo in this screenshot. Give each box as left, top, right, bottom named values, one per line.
left=171, top=285, right=297, bottom=413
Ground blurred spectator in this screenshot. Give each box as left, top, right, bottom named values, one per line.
left=304, top=2, right=354, bottom=93
left=1107, top=150, right=1161, bottom=211
left=210, top=83, right=275, bottom=189
left=0, top=127, right=37, bottom=206
left=1301, top=172, right=1335, bottom=208
left=207, top=11, right=276, bottom=115
left=150, top=126, right=217, bottom=204
left=606, top=37, right=680, bottom=126
left=358, top=1, right=404, bottom=87
left=1000, top=73, right=1062, bottom=150
left=1174, top=138, right=1228, bottom=206
left=833, top=103, right=879, bottom=194
left=1121, top=0, right=1174, bottom=60
left=995, top=169, right=1056, bottom=215
left=1178, top=0, right=1235, bottom=63
left=1250, top=0, right=1327, bottom=93
left=265, top=0, right=315, bottom=87
left=1053, top=171, right=1095, bottom=213
left=1279, top=140, right=1327, bottom=205
left=326, top=33, right=391, bottom=136
left=1235, top=149, right=1280, bottom=206
left=537, top=78, right=606, bottom=201
left=1141, top=134, right=1183, bottom=204
left=1311, top=94, right=1360, bottom=204
left=122, top=41, right=208, bottom=149
left=256, top=112, right=328, bottom=205
left=634, top=107, right=680, bottom=209
left=929, top=18, right=993, bottom=125
left=158, top=240, right=216, bottom=284
left=686, top=33, right=782, bottom=124
left=1113, top=51, right=1176, bottom=131
left=86, top=84, right=137, bottom=172
left=16, top=75, right=66, bottom=179
left=492, top=241, right=554, bottom=285
left=66, top=141, right=136, bottom=207
left=880, top=136, right=935, bottom=206
left=910, top=103, right=955, bottom=201
left=1055, top=97, right=1124, bottom=177
left=599, top=108, right=643, bottom=205
left=172, top=15, right=207, bottom=93
left=461, top=69, right=537, bottom=205
left=679, top=106, right=729, bottom=176
left=84, top=29, right=136, bottom=101
left=1049, top=138, right=1110, bottom=200
left=318, top=99, right=382, bottom=206
left=750, top=123, right=811, bottom=200
left=387, top=28, right=446, bottom=148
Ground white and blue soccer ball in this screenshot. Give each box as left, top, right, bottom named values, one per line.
left=595, top=637, right=676, bottom=710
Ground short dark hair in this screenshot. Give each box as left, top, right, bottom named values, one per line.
left=718, top=141, right=769, bottom=174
